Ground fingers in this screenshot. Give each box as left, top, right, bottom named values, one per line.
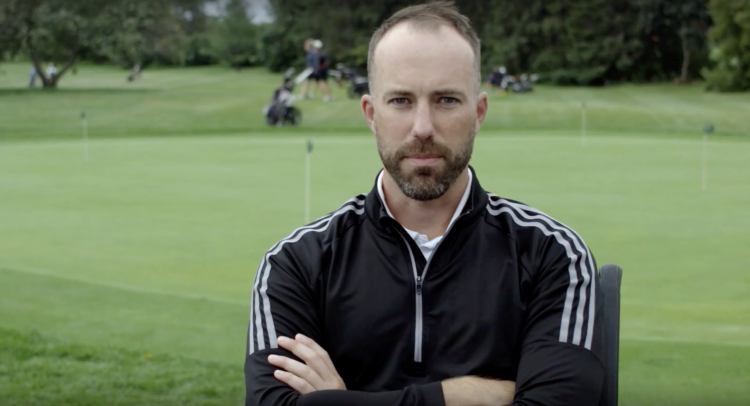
left=273, top=370, right=315, bottom=395
left=277, top=335, right=335, bottom=381
left=269, top=335, right=346, bottom=393
left=294, top=334, right=336, bottom=371
left=268, top=354, right=323, bottom=388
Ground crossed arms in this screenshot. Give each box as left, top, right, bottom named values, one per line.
left=265, top=333, right=515, bottom=406
left=246, top=241, right=606, bottom=406
left=245, top=330, right=604, bottom=406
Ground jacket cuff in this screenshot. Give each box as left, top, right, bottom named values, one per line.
left=420, top=381, right=445, bottom=406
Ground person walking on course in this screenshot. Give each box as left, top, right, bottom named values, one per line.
left=298, top=39, right=317, bottom=99
left=311, top=40, right=334, bottom=102
left=46, top=63, right=57, bottom=80
left=127, top=63, right=142, bottom=82
left=29, top=67, right=38, bottom=88
left=245, top=2, right=604, bottom=406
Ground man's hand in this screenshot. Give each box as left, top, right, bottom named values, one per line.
left=442, top=376, right=516, bottom=406
left=268, top=334, right=347, bottom=394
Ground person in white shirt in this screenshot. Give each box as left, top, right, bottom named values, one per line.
left=46, top=63, right=57, bottom=79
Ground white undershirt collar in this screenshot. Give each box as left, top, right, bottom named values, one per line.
left=377, top=169, right=473, bottom=261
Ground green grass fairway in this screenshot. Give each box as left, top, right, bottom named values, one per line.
left=0, top=327, right=243, bottom=406
left=2, top=62, right=750, bottom=141
left=1, top=63, right=749, bottom=405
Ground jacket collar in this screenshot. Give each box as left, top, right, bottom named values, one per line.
left=365, top=165, right=488, bottom=232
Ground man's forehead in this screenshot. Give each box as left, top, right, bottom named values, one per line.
left=374, top=22, right=474, bottom=66
left=372, top=22, right=475, bottom=92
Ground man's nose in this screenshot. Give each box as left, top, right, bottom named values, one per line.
left=412, top=102, right=435, bottom=140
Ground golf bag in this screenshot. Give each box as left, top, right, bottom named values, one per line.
left=509, top=74, right=539, bottom=93
left=500, top=73, right=539, bottom=93
left=264, top=68, right=304, bottom=126
left=487, top=67, right=507, bottom=88
left=488, top=66, right=539, bottom=93
left=332, top=64, right=369, bottom=99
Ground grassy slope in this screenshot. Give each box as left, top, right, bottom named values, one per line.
left=1, top=62, right=750, bottom=141
left=1, top=63, right=749, bottom=405
left=1, top=323, right=748, bottom=406
left=0, top=327, right=243, bottom=406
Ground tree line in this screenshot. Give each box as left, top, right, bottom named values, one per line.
left=1, top=0, right=748, bottom=91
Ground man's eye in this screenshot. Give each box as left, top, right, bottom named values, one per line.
left=440, top=97, right=458, bottom=104
left=391, top=98, right=409, bottom=105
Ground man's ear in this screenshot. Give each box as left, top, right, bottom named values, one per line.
left=361, top=94, right=377, bottom=135
left=475, top=91, right=488, bottom=129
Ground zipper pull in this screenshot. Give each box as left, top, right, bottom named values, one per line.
left=416, top=276, right=423, bottom=294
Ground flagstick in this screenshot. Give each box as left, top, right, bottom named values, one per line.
left=701, top=133, right=707, bottom=193
left=83, top=119, right=89, bottom=162
left=581, top=101, right=587, bottom=148
left=305, top=140, right=312, bottom=224
left=81, top=111, right=89, bottom=162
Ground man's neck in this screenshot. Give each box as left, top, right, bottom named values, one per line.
left=382, top=168, right=470, bottom=241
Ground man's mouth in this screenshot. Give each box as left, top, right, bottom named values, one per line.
left=404, top=154, right=443, bottom=166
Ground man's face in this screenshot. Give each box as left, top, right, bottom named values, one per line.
left=362, top=23, right=487, bottom=201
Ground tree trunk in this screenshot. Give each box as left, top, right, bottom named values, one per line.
left=679, top=32, right=691, bottom=84
left=27, top=38, right=76, bottom=88
left=25, top=15, right=77, bottom=89
left=52, top=52, right=78, bottom=87
left=26, top=36, right=51, bottom=88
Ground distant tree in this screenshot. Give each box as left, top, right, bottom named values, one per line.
left=207, top=0, right=262, bottom=68
left=0, top=0, right=191, bottom=88
left=257, top=0, right=716, bottom=85
left=480, top=0, right=646, bottom=85
left=15, top=0, right=98, bottom=88
left=702, top=0, right=750, bottom=91
left=637, top=0, right=712, bottom=84
left=532, top=0, right=640, bottom=85
left=265, top=0, right=413, bottom=71
left=0, top=1, right=23, bottom=61
left=179, top=0, right=214, bottom=66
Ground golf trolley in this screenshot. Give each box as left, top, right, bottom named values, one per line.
left=505, top=73, right=539, bottom=93
left=263, top=67, right=312, bottom=126
left=331, top=64, right=369, bottom=99
left=488, top=67, right=539, bottom=94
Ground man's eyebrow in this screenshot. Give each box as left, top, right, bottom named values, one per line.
left=382, top=89, right=415, bottom=100
left=433, top=88, right=468, bottom=98
left=382, top=88, right=469, bottom=100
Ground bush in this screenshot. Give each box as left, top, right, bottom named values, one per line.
left=206, top=14, right=263, bottom=69
left=259, top=25, right=304, bottom=72
left=702, top=0, right=750, bottom=91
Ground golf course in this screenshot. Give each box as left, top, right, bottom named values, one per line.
left=0, top=62, right=749, bottom=405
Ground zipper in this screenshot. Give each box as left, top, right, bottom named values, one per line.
left=394, top=211, right=469, bottom=363
left=397, top=235, right=423, bottom=362
left=415, top=274, right=423, bottom=362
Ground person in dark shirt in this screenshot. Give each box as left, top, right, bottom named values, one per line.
left=311, top=40, right=334, bottom=101
left=298, top=39, right=317, bottom=99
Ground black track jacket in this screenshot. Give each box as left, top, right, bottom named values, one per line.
left=245, top=167, right=605, bottom=406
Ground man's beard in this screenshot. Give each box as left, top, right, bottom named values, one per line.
left=377, top=126, right=475, bottom=201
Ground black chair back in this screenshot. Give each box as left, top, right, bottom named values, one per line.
left=599, top=264, right=623, bottom=406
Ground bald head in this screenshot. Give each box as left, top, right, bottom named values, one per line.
left=371, top=22, right=478, bottom=99
left=367, top=2, right=481, bottom=95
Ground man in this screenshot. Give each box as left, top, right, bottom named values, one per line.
left=127, top=63, right=141, bottom=82
left=29, top=66, right=37, bottom=88
left=245, top=2, right=604, bottom=406
left=46, top=62, right=56, bottom=80
left=311, top=40, right=334, bottom=101
left=298, top=39, right=317, bottom=99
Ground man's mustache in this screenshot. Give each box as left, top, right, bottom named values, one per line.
left=394, top=140, right=451, bottom=160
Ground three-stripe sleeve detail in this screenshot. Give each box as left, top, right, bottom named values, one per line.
left=247, top=195, right=367, bottom=355
left=487, top=194, right=596, bottom=350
